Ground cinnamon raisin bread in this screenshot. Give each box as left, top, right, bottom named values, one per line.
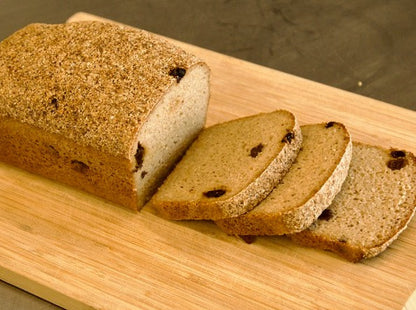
left=150, top=110, right=302, bottom=220
left=0, top=21, right=210, bottom=210
left=216, top=122, right=352, bottom=235
left=290, top=143, right=416, bottom=262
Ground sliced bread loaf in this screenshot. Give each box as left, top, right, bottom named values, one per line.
left=216, top=122, right=352, bottom=235
left=289, top=143, right=416, bottom=262
left=150, top=110, right=302, bottom=220
left=0, top=21, right=210, bottom=210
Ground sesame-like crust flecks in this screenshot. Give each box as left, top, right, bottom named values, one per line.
left=0, top=21, right=201, bottom=158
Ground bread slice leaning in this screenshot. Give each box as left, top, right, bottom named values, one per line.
left=216, top=122, right=352, bottom=235
left=0, top=21, right=210, bottom=210
left=150, top=110, right=302, bottom=220
left=290, top=143, right=416, bottom=262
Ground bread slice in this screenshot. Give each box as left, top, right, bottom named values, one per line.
left=216, top=122, right=352, bottom=235
left=290, top=143, right=416, bottom=262
left=0, top=21, right=210, bottom=210
left=150, top=110, right=302, bottom=220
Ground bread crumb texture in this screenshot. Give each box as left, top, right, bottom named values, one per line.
left=0, top=21, right=201, bottom=158
left=216, top=122, right=352, bottom=235
left=290, top=143, right=416, bottom=262
left=151, top=110, right=301, bottom=220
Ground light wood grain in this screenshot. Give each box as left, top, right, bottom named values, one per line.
left=1, top=12, right=416, bottom=309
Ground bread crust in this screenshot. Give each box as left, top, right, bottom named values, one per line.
left=0, top=118, right=138, bottom=208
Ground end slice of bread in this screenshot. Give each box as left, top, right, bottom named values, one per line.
left=216, top=122, right=352, bottom=235
left=289, top=143, right=416, bottom=262
left=150, top=110, right=302, bottom=220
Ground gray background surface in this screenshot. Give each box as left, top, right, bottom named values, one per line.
left=0, top=1, right=415, bottom=309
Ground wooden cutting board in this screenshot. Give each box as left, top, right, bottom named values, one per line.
left=1, top=12, right=416, bottom=309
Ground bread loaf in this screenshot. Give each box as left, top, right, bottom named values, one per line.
left=0, top=21, right=210, bottom=210
left=216, top=122, right=352, bottom=235
left=150, top=110, right=302, bottom=220
left=289, top=143, right=416, bottom=262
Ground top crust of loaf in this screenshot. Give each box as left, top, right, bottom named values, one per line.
left=0, top=21, right=203, bottom=158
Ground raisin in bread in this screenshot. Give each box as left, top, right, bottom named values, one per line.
left=150, top=110, right=302, bottom=220
left=216, top=122, right=352, bottom=235
left=0, top=21, right=210, bottom=210
left=290, top=143, right=416, bottom=262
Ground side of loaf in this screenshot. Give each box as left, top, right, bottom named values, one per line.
left=289, top=143, right=416, bottom=262
left=150, top=110, right=302, bottom=220
left=216, top=122, right=352, bottom=235
left=0, top=21, right=210, bottom=210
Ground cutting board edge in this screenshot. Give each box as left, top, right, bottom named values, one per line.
left=0, top=264, right=91, bottom=310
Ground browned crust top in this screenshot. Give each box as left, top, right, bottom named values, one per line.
left=0, top=21, right=201, bottom=157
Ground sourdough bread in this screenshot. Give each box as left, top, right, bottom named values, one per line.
left=0, top=21, right=210, bottom=210
left=216, top=122, right=352, bottom=235
left=150, top=110, right=302, bottom=220
left=290, top=143, right=416, bottom=262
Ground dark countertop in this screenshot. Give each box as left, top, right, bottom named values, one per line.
left=0, top=1, right=415, bottom=309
